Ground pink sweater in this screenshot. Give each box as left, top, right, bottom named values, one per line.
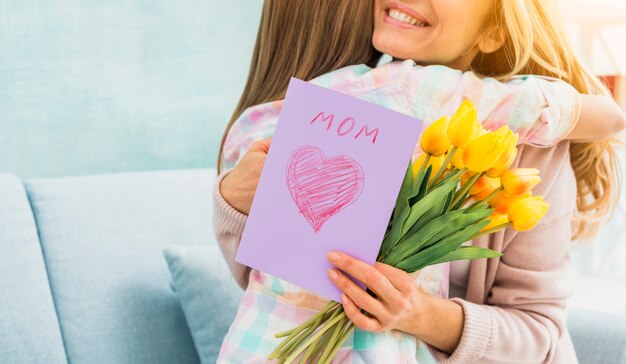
left=213, top=141, right=579, bottom=363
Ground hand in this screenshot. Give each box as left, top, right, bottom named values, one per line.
left=220, top=138, right=272, bottom=215
left=326, top=250, right=429, bottom=335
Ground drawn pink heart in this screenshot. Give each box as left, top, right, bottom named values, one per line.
left=286, top=145, right=364, bottom=233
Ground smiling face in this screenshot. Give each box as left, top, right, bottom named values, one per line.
left=373, top=0, right=498, bottom=71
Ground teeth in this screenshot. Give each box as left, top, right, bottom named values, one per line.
left=388, top=8, right=428, bottom=27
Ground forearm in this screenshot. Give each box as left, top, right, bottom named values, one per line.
left=404, top=293, right=464, bottom=354
left=567, top=94, right=626, bottom=141
left=213, top=170, right=251, bottom=289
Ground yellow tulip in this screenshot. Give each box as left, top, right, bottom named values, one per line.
left=447, top=100, right=480, bottom=148
left=501, top=168, right=541, bottom=196
left=486, top=165, right=509, bottom=179
left=420, top=116, right=450, bottom=156
left=470, top=175, right=501, bottom=200
left=489, top=191, right=532, bottom=215
left=460, top=170, right=475, bottom=186
left=486, top=128, right=519, bottom=177
left=480, top=213, right=510, bottom=232
left=508, top=195, right=550, bottom=231
left=462, top=126, right=508, bottom=173
left=413, top=153, right=446, bottom=182
left=450, top=146, right=465, bottom=169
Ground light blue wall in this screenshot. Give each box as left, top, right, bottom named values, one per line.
left=0, top=1, right=263, bottom=178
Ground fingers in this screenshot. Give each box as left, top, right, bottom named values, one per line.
left=328, top=252, right=423, bottom=334
left=340, top=294, right=382, bottom=332
left=249, top=138, right=272, bottom=154
left=374, top=263, right=416, bottom=293
left=327, top=269, right=390, bottom=323
left=327, top=251, right=399, bottom=301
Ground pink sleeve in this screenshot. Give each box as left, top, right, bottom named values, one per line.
left=213, top=169, right=251, bottom=290
left=431, top=142, right=577, bottom=363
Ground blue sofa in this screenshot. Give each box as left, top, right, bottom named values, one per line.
left=0, top=168, right=624, bottom=363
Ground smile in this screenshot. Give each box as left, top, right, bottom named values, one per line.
left=387, top=9, right=429, bottom=27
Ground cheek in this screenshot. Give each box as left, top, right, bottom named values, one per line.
left=372, top=29, right=427, bottom=61
left=434, top=0, right=489, bottom=45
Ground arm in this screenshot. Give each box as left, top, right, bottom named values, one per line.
left=214, top=100, right=280, bottom=288
left=213, top=137, right=274, bottom=288
left=399, top=63, right=619, bottom=147
left=567, top=94, right=626, bottom=141
left=213, top=170, right=251, bottom=290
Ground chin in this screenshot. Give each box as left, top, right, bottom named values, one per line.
left=372, top=31, right=420, bottom=61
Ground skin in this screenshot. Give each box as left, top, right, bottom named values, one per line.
left=326, top=251, right=464, bottom=354
left=221, top=138, right=271, bottom=215
left=221, top=0, right=625, bottom=355
left=372, top=0, right=500, bottom=70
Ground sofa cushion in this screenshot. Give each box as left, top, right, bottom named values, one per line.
left=0, top=173, right=68, bottom=363
left=164, top=245, right=243, bottom=364
left=24, top=168, right=218, bottom=364
left=568, top=307, right=626, bottom=364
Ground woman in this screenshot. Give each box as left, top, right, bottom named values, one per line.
left=214, top=0, right=620, bottom=362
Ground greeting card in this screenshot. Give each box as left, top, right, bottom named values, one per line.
left=236, top=78, right=423, bottom=301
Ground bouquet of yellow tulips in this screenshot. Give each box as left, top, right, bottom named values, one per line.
left=269, top=100, right=550, bottom=364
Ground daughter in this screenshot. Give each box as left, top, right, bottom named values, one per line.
left=216, top=0, right=624, bottom=362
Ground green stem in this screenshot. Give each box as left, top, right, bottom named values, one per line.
left=418, top=154, right=431, bottom=178
left=299, top=337, right=321, bottom=363
left=300, top=328, right=333, bottom=363
left=467, top=186, right=503, bottom=211
left=473, top=222, right=512, bottom=240
left=270, top=302, right=338, bottom=359
left=317, top=316, right=347, bottom=363
left=321, top=322, right=355, bottom=364
left=275, top=301, right=337, bottom=338
left=284, top=312, right=347, bottom=363
left=281, top=307, right=342, bottom=362
left=429, top=146, right=457, bottom=190
left=412, top=154, right=431, bottom=189
left=277, top=322, right=320, bottom=360
left=449, top=171, right=482, bottom=211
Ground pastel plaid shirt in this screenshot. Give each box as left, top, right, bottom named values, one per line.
left=217, top=59, right=580, bottom=363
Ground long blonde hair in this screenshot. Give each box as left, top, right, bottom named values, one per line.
left=217, top=0, right=381, bottom=174
left=471, top=0, right=621, bottom=241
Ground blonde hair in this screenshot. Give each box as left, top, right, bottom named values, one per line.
left=472, top=0, right=621, bottom=241
left=216, top=0, right=381, bottom=174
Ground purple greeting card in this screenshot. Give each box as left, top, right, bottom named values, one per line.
left=236, top=78, right=423, bottom=301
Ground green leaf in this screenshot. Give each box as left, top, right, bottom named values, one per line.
left=442, top=188, right=455, bottom=213
left=425, top=207, right=492, bottom=249
left=393, top=162, right=414, bottom=223
left=429, top=246, right=502, bottom=265
left=382, top=209, right=465, bottom=265
left=413, top=165, right=432, bottom=204
left=400, top=177, right=458, bottom=237
left=383, top=207, right=492, bottom=266
left=380, top=206, right=409, bottom=258
left=430, top=168, right=463, bottom=191
left=395, top=219, right=490, bottom=272
left=380, top=162, right=414, bottom=258
left=450, top=189, right=470, bottom=211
